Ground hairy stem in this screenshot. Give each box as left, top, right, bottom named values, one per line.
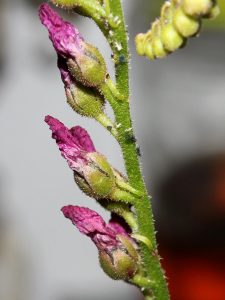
left=109, top=0, right=170, bottom=299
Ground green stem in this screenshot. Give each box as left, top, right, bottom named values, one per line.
left=108, top=0, right=170, bottom=299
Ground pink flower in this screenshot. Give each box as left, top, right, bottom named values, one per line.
left=45, top=116, right=116, bottom=198
left=61, top=205, right=129, bottom=252
left=45, top=115, right=95, bottom=172
left=39, top=3, right=83, bottom=58
left=61, top=205, right=139, bottom=280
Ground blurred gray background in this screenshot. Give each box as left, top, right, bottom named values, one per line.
left=0, top=0, right=224, bottom=300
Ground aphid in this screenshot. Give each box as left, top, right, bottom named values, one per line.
left=136, top=146, right=142, bottom=157
left=119, top=54, right=126, bottom=64
left=107, top=126, right=112, bottom=131
left=125, top=132, right=137, bottom=143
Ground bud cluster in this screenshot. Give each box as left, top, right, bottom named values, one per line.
left=135, top=0, right=220, bottom=60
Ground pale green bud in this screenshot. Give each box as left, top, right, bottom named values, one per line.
left=182, top=0, right=213, bottom=17
left=205, top=4, right=220, bottom=19
left=145, top=42, right=154, bottom=60
left=173, top=8, right=201, bottom=37
left=66, top=84, right=105, bottom=118
left=152, top=37, right=168, bottom=58
left=161, top=24, right=184, bottom=52
left=135, top=33, right=146, bottom=56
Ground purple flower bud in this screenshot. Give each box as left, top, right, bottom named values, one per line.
left=39, top=3, right=107, bottom=87
left=61, top=205, right=139, bottom=280
left=39, top=3, right=83, bottom=58
left=45, top=116, right=116, bottom=197
left=61, top=206, right=130, bottom=251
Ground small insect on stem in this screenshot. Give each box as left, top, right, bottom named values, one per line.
left=136, top=146, right=142, bottom=157
left=125, top=132, right=137, bottom=144
left=119, top=54, right=127, bottom=64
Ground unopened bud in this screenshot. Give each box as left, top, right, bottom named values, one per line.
left=135, top=33, right=146, bottom=56
left=39, top=4, right=107, bottom=88
left=205, top=3, right=220, bottom=19
left=145, top=42, right=154, bottom=60
left=161, top=23, right=184, bottom=52
left=99, top=235, right=138, bottom=280
left=182, top=0, right=213, bottom=17
left=45, top=115, right=115, bottom=199
left=151, top=20, right=168, bottom=58
left=66, top=83, right=105, bottom=119
left=62, top=206, right=139, bottom=280
left=173, top=8, right=200, bottom=37
left=152, top=37, right=168, bottom=58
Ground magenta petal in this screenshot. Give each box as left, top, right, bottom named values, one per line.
left=45, top=115, right=78, bottom=148
left=39, top=3, right=83, bottom=58
left=108, top=220, right=128, bottom=235
left=57, top=55, right=73, bottom=87
left=61, top=206, right=118, bottom=250
left=70, top=126, right=96, bottom=153
left=61, top=205, right=108, bottom=235
left=45, top=115, right=97, bottom=171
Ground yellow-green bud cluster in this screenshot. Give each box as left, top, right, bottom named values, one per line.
left=135, top=0, right=220, bottom=60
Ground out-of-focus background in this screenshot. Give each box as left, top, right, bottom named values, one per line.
left=0, top=0, right=224, bottom=299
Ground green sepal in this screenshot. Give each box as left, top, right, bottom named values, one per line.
left=67, top=43, right=107, bottom=88
left=84, top=152, right=116, bottom=198
left=66, top=84, right=105, bottom=118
